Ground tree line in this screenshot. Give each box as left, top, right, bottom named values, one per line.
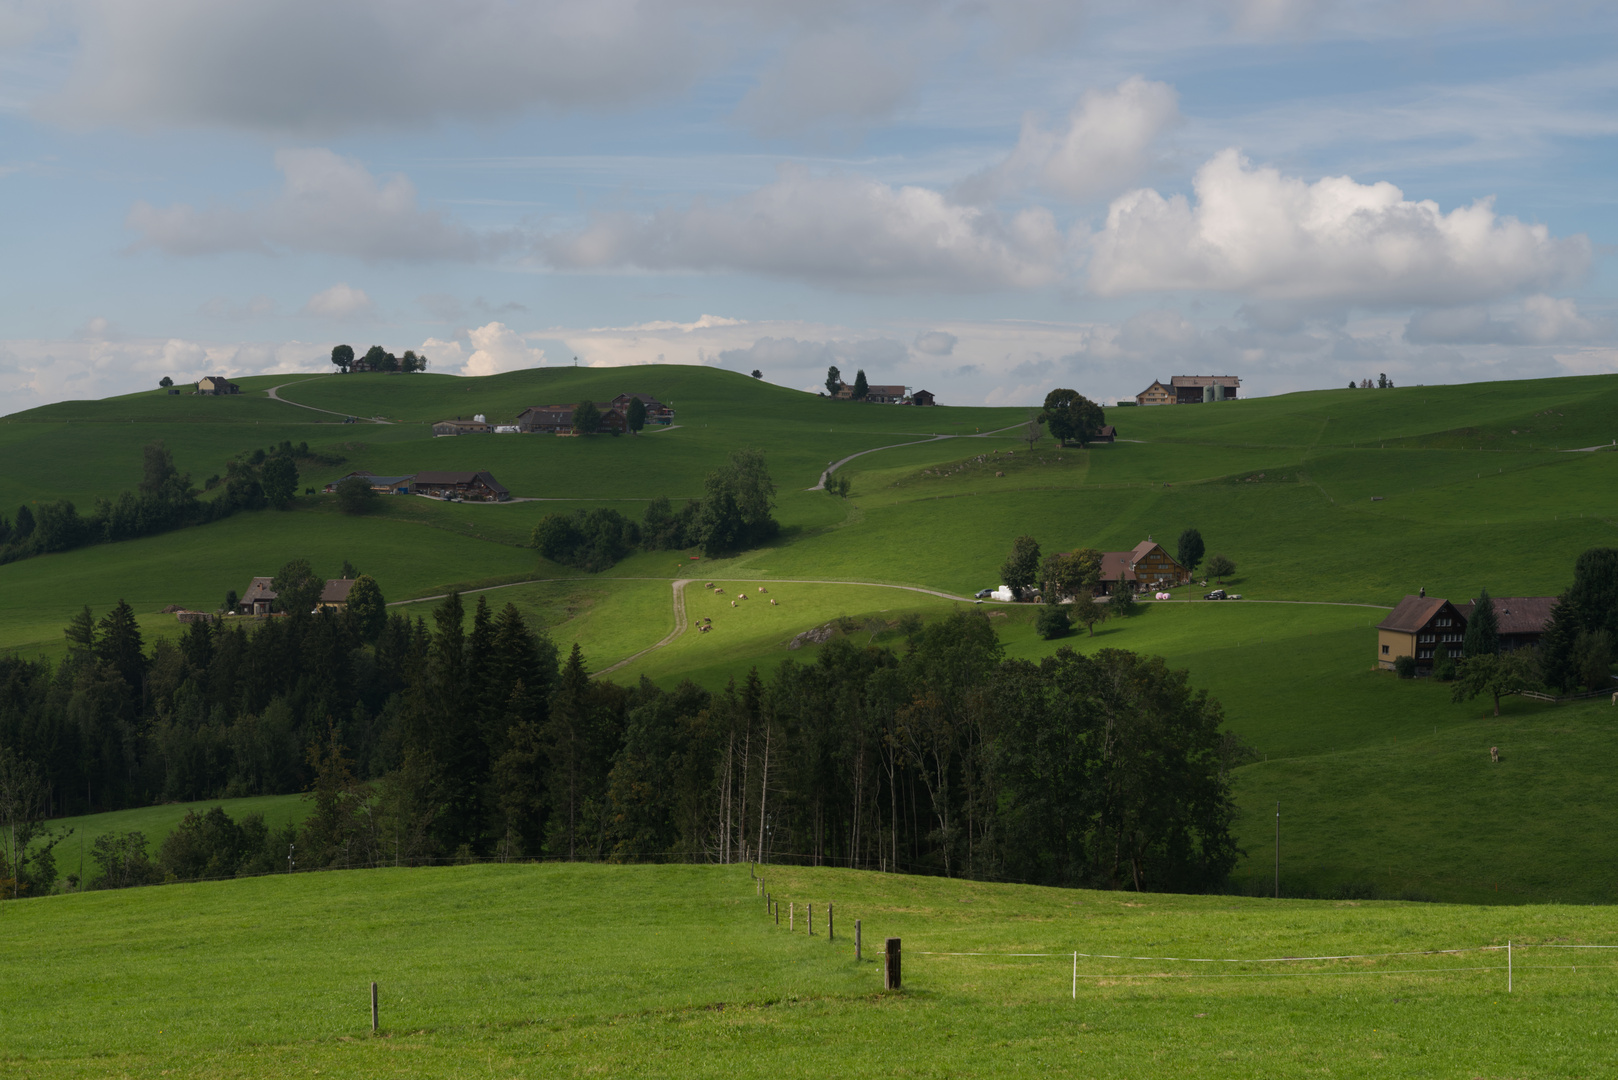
left=0, top=440, right=334, bottom=567
left=532, top=447, right=780, bottom=570
left=0, top=594, right=1244, bottom=897
left=330, top=345, right=428, bottom=374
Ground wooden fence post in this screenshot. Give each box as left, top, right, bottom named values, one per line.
left=790, top=901, right=794, bottom=931
left=370, top=982, right=378, bottom=1033
left=884, top=938, right=901, bottom=991
left=828, top=902, right=834, bottom=942
left=808, top=902, right=813, bottom=935
left=855, top=919, right=862, bottom=961
left=774, top=899, right=779, bottom=926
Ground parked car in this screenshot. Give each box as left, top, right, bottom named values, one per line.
left=1203, top=589, right=1227, bottom=600
left=1230, top=593, right=1243, bottom=600
left=975, top=588, right=994, bottom=599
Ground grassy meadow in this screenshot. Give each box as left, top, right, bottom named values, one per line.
left=6, top=861, right=1618, bottom=1077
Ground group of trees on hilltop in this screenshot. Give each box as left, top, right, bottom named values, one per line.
left=533, top=448, right=778, bottom=570
left=1038, top=389, right=1107, bottom=446
left=0, top=440, right=332, bottom=567
left=331, top=345, right=428, bottom=374
left=1, top=596, right=1243, bottom=895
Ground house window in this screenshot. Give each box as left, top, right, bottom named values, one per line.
left=1419, top=650, right=1433, bottom=659
left=1381, top=644, right=1389, bottom=655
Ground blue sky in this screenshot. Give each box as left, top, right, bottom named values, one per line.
left=2, top=0, right=1615, bottom=409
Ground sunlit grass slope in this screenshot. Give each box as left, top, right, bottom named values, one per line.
left=38, top=794, right=308, bottom=868
left=7, top=861, right=1618, bottom=1077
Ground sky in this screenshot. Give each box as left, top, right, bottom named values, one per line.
left=2, top=0, right=1616, bottom=409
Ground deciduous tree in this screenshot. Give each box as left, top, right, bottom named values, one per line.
left=1452, top=650, right=1535, bottom=716
left=1205, top=554, right=1236, bottom=584
left=331, top=344, right=354, bottom=373
left=1038, top=389, right=1105, bottom=446
left=1000, top=536, right=1041, bottom=598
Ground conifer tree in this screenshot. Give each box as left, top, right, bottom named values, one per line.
left=1462, top=588, right=1499, bottom=657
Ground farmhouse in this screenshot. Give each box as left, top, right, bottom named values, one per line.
left=833, top=381, right=910, bottom=403
left=1135, top=380, right=1173, bottom=406
left=322, top=472, right=413, bottom=494
left=317, top=578, right=356, bottom=613
left=433, top=416, right=491, bottom=436
left=1459, top=596, right=1559, bottom=653
left=1376, top=593, right=1558, bottom=670
left=197, top=376, right=240, bottom=395
left=412, top=470, right=510, bottom=501
left=1093, top=539, right=1191, bottom=596
left=516, top=404, right=628, bottom=434
left=1171, top=375, right=1241, bottom=403
left=1376, top=595, right=1468, bottom=670
left=609, top=393, right=674, bottom=424
left=239, top=577, right=277, bottom=616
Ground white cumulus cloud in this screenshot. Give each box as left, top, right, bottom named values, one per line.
left=1087, top=148, right=1591, bottom=306
left=127, top=148, right=492, bottom=260
left=423, top=322, right=547, bottom=377
left=540, top=165, right=1066, bottom=292
left=960, top=77, right=1181, bottom=204
left=1404, top=294, right=1605, bottom=345
left=302, top=283, right=374, bottom=319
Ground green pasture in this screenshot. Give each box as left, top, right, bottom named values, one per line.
left=33, top=794, right=308, bottom=871
left=1230, top=696, right=1618, bottom=904
left=7, top=861, right=1618, bottom=1077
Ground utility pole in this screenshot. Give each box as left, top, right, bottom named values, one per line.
left=1274, top=801, right=1280, bottom=899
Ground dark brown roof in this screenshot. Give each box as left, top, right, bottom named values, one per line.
left=242, top=576, right=277, bottom=602
left=1377, top=595, right=1450, bottom=633
left=319, top=578, right=357, bottom=604
left=413, top=471, right=508, bottom=493
left=1456, top=597, right=1558, bottom=636
left=1170, top=375, right=1241, bottom=387
left=1095, top=541, right=1181, bottom=582
left=1098, top=425, right=1116, bottom=437
left=867, top=384, right=907, bottom=396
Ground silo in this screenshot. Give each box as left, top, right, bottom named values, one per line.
left=1203, top=384, right=1214, bottom=403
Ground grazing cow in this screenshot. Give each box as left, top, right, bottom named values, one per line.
left=770, top=598, right=777, bottom=606
left=759, top=587, right=768, bottom=594
left=731, top=601, right=737, bottom=608
left=705, top=582, right=714, bottom=589
left=1490, top=746, right=1499, bottom=764
left=738, top=592, right=747, bottom=600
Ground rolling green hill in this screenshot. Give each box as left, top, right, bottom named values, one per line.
left=6, top=861, right=1618, bottom=1077
left=4, top=367, right=1617, bottom=905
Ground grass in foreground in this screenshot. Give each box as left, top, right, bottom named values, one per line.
left=4, top=862, right=1616, bottom=1077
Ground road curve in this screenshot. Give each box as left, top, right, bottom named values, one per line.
left=809, top=422, right=1032, bottom=491
left=266, top=376, right=392, bottom=423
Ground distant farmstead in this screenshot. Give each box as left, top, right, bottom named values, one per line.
left=1135, top=376, right=1240, bottom=405
left=323, top=471, right=413, bottom=494
left=412, top=470, right=511, bottom=501
left=1093, top=540, right=1191, bottom=596
left=609, top=393, right=674, bottom=424
left=433, top=416, right=491, bottom=436
left=516, top=404, right=628, bottom=434
left=1377, top=592, right=1559, bottom=671
left=197, top=376, right=240, bottom=395
left=239, top=577, right=277, bottom=616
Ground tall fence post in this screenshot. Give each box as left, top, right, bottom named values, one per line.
left=856, top=920, right=862, bottom=961
left=790, top=901, right=794, bottom=932
left=370, top=982, right=378, bottom=1033
left=1508, top=940, right=1513, bottom=993
left=808, top=903, right=813, bottom=936
left=828, top=902, right=834, bottom=942
left=884, top=938, right=901, bottom=991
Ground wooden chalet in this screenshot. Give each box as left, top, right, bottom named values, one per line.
left=608, top=393, right=673, bottom=424
left=412, top=470, right=511, bottom=501
left=1094, top=540, right=1191, bottom=596
left=1456, top=596, right=1559, bottom=654
left=317, top=578, right=356, bottom=613
left=240, top=577, right=277, bottom=616
left=1376, top=595, right=1467, bottom=670
left=832, top=381, right=909, bottom=403
left=911, top=389, right=936, bottom=406
left=1135, top=380, right=1172, bottom=406
left=197, top=376, right=240, bottom=395
left=516, top=404, right=627, bottom=434
left=1093, top=424, right=1117, bottom=443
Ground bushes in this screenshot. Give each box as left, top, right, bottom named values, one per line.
left=335, top=475, right=378, bottom=514
left=1035, top=603, right=1070, bottom=639
left=1393, top=655, right=1417, bottom=679
left=533, top=509, right=641, bottom=572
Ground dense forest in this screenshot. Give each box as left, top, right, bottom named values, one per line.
left=0, top=596, right=1245, bottom=897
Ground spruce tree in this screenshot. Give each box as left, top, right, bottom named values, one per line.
left=853, top=369, right=869, bottom=400
left=1176, top=528, right=1205, bottom=573
left=1462, top=588, right=1499, bottom=657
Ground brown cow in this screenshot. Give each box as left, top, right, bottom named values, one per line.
left=1490, top=746, right=1499, bottom=764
